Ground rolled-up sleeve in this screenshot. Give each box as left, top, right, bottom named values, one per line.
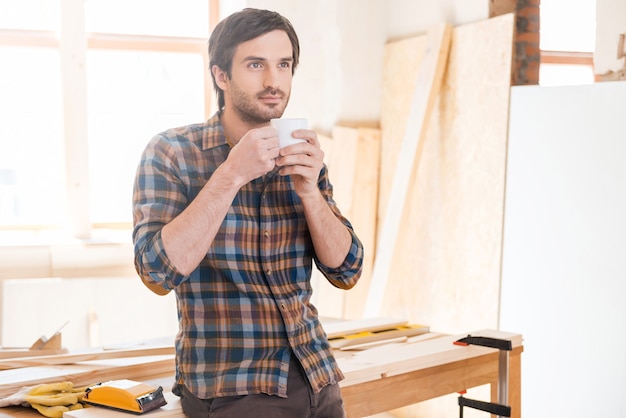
left=315, top=229, right=364, bottom=290
left=313, top=166, right=364, bottom=290
left=132, top=135, right=188, bottom=292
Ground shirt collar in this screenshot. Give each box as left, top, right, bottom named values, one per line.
left=202, top=111, right=229, bottom=151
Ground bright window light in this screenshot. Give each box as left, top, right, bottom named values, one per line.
left=85, top=0, right=209, bottom=38
left=0, top=0, right=60, bottom=31
left=540, top=0, right=596, bottom=52
left=539, top=0, right=596, bottom=86
left=0, top=47, right=65, bottom=226
left=87, top=50, right=205, bottom=223
left=0, top=1, right=210, bottom=233
left=539, top=64, right=595, bottom=86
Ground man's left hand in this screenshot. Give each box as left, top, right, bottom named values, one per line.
left=275, top=129, right=324, bottom=197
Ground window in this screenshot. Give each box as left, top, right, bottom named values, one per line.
left=0, top=0, right=216, bottom=239
left=0, top=46, right=64, bottom=227
left=540, top=0, right=596, bottom=86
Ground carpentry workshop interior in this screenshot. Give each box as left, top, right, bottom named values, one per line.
left=0, top=0, right=625, bottom=417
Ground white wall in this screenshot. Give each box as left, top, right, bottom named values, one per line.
left=226, top=0, right=488, bottom=133
left=1, top=277, right=178, bottom=349
left=386, top=0, right=488, bottom=40
left=500, top=81, right=626, bottom=417
left=239, top=0, right=386, bottom=133
left=595, top=0, right=626, bottom=75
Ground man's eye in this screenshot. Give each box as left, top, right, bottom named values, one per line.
left=250, top=62, right=262, bottom=69
left=279, top=62, right=291, bottom=69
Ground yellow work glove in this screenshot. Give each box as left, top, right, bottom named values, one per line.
left=24, top=382, right=88, bottom=418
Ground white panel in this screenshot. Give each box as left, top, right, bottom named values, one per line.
left=1, top=277, right=177, bottom=349
left=501, top=81, right=626, bottom=417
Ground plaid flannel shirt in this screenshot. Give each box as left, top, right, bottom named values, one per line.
left=132, top=112, right=363, bottom=399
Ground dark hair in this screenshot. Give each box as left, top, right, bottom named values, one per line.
left=208, top=8, right=300, bottom=110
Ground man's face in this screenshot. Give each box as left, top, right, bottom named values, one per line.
left=225, top=30, right=294, bottom=125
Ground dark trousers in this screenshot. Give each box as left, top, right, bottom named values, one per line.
left=179, top=355, right=346, bottom=418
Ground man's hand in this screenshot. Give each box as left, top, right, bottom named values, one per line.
left=226, top=126, right=280, bottom=184
left=275, top=128, right=324, bottom=197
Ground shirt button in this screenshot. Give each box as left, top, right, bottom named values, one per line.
left=264, top=230, right=269, bottom=238
left=266, top=269, right=272, bottom=276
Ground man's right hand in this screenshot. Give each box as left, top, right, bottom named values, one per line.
left=226, top=126, right=280, bottom=184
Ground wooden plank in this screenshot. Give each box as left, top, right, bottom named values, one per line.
left=0, top=346, right=174, bottom=370
left=0, top=355, right=174, bottom=399
left=377, top=34, right=427, bottom=232
left=342, top=128, right=381, bottom=319
left=364, top=22, right=452, bottom=318
left=311, top=131, right=358, bottom=318
left=328, top=127, right=359, bottom=218
left=313, top=127, right=381, bottom=319
left=339, top=330, right=522, bottom=386
left=0, top=348, right=68, bottom=360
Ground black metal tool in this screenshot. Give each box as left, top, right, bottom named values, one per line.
left=454, top=334, right=513, bottom=418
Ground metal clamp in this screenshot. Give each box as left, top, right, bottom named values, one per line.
left=454, top=335, right=512, bottom=418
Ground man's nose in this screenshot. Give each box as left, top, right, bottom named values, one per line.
left=264, top=67, right=281, bottom=91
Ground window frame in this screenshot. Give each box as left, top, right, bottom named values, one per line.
left=0, top=0, right=219, bottom=237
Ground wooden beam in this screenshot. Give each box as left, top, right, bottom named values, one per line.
left=0, top=346, right=174, bottom=370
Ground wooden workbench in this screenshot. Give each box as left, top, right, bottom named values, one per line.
left=0, top=329, right=522, bottom=418
left=338, top=330, right=523, bottom=417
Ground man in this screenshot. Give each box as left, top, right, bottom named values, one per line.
left=132, top=8, right=364, bottom=418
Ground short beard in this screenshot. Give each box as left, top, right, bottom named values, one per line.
left=229, top=84, right=289, bottom=125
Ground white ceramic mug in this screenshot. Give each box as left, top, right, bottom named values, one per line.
left=271, top=118, right=308, bottom=148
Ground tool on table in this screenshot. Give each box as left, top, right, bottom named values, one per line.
left=453, top=335, right=512, bottom=418
left=30, top=321, right=69, bottom=351
left=327, top=322, right=430, bottom=349
left=82, top=379, right=167, bottom=414
left=0, top=322, right=70, bottom=360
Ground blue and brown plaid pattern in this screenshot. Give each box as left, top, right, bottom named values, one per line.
left=132, top=113, right=363, bottom=399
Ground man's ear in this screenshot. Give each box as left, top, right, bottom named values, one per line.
left=212, top=65, right=229, bottom=90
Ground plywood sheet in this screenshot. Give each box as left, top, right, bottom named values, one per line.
left=375, top=12, right=515, bottom=417
left=339, top=127, right=380, bottom=319
left=379, top=14, right=515, bottom=334
left=311, top=131, right=358, bottom=318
